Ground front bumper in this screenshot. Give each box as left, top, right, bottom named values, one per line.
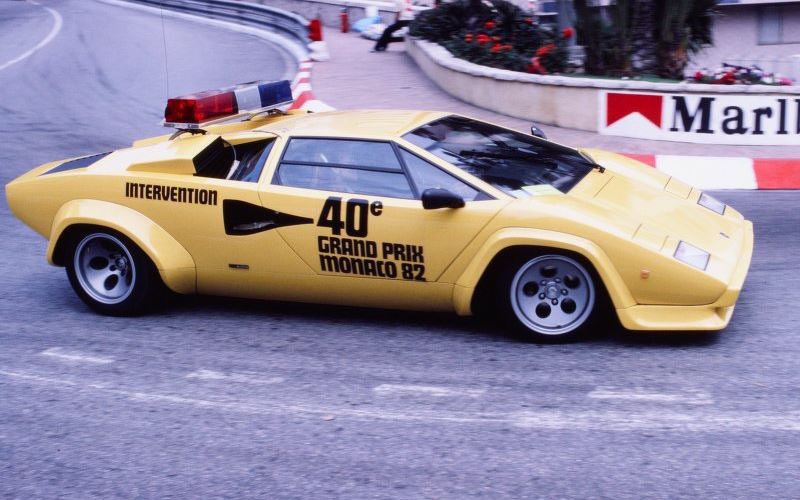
left=616, top=219, right=754, bottom=331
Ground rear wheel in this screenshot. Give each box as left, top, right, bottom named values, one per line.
left=66, top=230, right=163, bottom=315
left=498, top=253, right=597, bottom=342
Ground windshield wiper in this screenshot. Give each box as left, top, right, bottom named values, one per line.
left=579, top=151, right=606, bottom=173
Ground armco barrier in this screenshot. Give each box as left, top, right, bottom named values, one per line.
left=111, top=0, right=332, bottom=112
left=127, top=0, right=309, bottom=49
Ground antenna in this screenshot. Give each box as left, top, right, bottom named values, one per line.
left=160, top=2, right=170, bottom=99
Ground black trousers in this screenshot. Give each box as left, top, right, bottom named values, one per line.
left=374, top=20, right=411, bottom=50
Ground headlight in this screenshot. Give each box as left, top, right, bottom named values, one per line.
left=698, top=192, right=726, bottom=215
left=674, top=241, right=710, bottom=270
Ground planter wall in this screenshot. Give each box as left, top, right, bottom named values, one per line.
left=406, top=37, right=800, bottom=145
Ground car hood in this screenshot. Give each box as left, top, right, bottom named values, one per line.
left=570, top=150, right=750, bottom=282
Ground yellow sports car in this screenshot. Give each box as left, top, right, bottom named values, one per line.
left=5, top=80, right=753, bottom=341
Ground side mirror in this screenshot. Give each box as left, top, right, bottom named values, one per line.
left=421, top=188, right=465, bottom=210
left=530, top=124, right=547, bottom=139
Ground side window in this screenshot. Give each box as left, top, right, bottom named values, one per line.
left=228, top=139, right=275, bottom=182
left=276, top=138, right=414, bottom=199
left=399, top=148, right=481, bottom=201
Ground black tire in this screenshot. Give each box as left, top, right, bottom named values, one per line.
left=65, top=228, right=165, bottom=316
left=493, top=251, right=601, bottom=343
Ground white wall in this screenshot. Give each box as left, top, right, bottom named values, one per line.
left=691, top=4, right=800, bottom=79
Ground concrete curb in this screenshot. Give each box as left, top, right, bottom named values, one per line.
left=288, top=60, right=334, bottom=113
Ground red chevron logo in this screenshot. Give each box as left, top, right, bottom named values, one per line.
left=606, top=92, right=663, bottom=128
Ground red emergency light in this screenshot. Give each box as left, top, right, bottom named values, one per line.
left=164, top=80, right=293, bottom=129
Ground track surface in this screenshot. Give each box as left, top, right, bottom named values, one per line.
left=2, top=2, right=800, bottom=498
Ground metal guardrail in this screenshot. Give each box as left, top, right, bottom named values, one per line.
left=127, top=0, right=309, bottom=48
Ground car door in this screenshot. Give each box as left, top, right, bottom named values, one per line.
left=256, top=136, right=508, bottom=311
left=141, top=133, right=316, bottom=299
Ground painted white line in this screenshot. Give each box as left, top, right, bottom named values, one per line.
left=2, top=369, right=799, bottom=431
left=656, top=155, right=757, bottom=190
left=40, top=347, right=114, bottom=365
left=0, top=0, right=63, bottom=72
left=373, top=384, right=485, bottom=398
left=511, top=409, right=800, bottom=431
left=588, top=387, right=713, bottom=405
left=0, top=370, right=78, bottom=385
left=185, top=369, right=284, bottom=385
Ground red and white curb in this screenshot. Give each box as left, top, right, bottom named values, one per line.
left=621, top=153, right=800, bottom=190
left=288, top=60, right=334, bottom=113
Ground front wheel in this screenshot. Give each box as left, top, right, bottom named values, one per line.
left=66, top=230, right=164, bottom=315
left=500, top=254, right=597, bottom=342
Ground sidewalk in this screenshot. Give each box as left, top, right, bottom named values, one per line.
left=311, top=30, right=800, bottom=160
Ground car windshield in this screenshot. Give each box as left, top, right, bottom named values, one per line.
left=402, top=115, right=594, bottom=197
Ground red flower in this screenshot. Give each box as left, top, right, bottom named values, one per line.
left=535, top=43, right=555, bottom=57
left=693, top=70, right=703, bottom=82
left=484, top=20, right=496, bottom=30
left=524, top=18, right=533, bottom=26
left=490, top=43, right=502, bottom=54
left=527, top=56, right=547, bottom=75
left=719, top=70, right=736, bottom=84
left=476, top=34, right=490, bottom=45
left=465, top=33, right=474, bottom=43
left=562, top=27, right=574, bottom=39
left=501, top=44, right=513, bottom=51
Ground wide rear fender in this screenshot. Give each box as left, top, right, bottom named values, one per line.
left=47, top=199, right=196, bottom=294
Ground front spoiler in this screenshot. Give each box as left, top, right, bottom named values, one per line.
left=617, top=220, right=754, bottom=331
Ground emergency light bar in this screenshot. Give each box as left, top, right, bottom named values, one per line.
left=164, top=80, right=293, bottom=129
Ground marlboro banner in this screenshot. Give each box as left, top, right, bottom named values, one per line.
left=599, top=90, right=800, bottom=145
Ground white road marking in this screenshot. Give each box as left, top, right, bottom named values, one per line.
left=588, top=387, right=713, bottom=405
left=0, top=0, right=63, bottom=72
left=3, top=369, right=799, bottom=432
left=511, top=409, right=800, bottom=431
left=373, top=384, right=485, bottom=398
left=185, top=369, right=284, bottom=385
left=39, top=347, right=114, bottom=365
left=0, top=370, right=78, bottom=385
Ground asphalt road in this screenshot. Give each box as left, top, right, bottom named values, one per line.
left=2, top=2, right=800, bottom=499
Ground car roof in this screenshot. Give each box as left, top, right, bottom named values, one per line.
left=256, top=109, right=450, bottom=140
